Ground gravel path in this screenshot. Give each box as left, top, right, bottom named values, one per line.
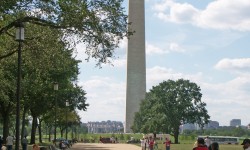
left=70, top=143, right=141, bottom=150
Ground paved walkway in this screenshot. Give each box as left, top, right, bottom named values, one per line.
left=70, top=143, right=141, bottom=150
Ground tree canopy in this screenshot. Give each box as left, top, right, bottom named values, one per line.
left=133, top=79, right=210, bottom=143
left=0, top=0, right=129, bottom=66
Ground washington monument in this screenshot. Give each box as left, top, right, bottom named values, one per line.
left=125, top=0, right=146, bottom=133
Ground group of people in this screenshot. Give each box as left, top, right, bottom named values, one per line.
left=140, top=135, right=171, bottom=150
left=0, top=135, right=29, bottom=150
left=193, top=136, right=250, bottom=150
left=0, top=135, right=41, bottom=150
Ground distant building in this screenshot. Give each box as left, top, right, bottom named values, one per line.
left=182, top=123, right=196, bottom=130
left=204, top=120, right=219, bottom=129
left=87, top=120, right=123, bottom=133
left=181, top=120, right=219, bottom=132
left=230, top=119, right=241, bottom=127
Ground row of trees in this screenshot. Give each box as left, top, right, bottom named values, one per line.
left=185, top=126, right=250, bottom=138
left=0, top=0, right=129, bottom=144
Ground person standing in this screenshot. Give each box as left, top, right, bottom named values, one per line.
left=163, top=137, right=171, bottom=150
left=6, top=135, right=14, bottom=150
left=148, top=136, right=154, bottom=150
left=0, top=136, right=3, bottom=150
left=193, top=138, right=208, bottom=150
left=205, top=136, right=212, bottom=147
left=140, top=137, right=146, bottom=150
left=241, top=138, right=250, bottom=150
left=208, top=142, right=219, bottom=150
left=22, top=136, right=28, bottom=150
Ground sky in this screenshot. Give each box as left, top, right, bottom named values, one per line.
left=75, top=0, right=250, bottom=127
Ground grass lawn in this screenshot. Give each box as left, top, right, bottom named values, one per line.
left=154, top=143, right=242, bottom=150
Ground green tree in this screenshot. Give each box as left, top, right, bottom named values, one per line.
left=0, top=0, right=130, bottom=66
left=133, top=79, right=210, bottom=144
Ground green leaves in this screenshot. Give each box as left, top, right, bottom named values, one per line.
left=133, top=79, right=210, bottom=143
left=0, top=0, right=128, bottom=66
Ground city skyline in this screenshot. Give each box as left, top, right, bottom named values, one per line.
left=75, top=0, right=250, bottom=126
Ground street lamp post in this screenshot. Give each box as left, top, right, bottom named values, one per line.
left=65, top=100, right=69, bottom=140
left=15, top=21, right=24, bottom=150
left=53, top=82, right=58, bottom=144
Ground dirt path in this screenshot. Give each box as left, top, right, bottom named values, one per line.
left=70, top=143, right=141, bottom=150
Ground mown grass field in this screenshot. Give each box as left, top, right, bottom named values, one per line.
left=155, top=143, right=242, bottom=150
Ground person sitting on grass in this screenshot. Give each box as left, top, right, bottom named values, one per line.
left=32, top=144, right=40, bottom=150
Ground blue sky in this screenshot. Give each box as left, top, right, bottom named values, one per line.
left=75, top=0, right=250, bottom=126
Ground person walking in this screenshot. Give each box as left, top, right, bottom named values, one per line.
left=6, top=135, right=14, bottom=150
left=22, top=136, right=28, bottom=150
left=163, top=137, right=171, bottom=150
left=241, top=138, right=250, bottom=150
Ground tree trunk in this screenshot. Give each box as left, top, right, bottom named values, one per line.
left=60, top=128, right=64, bottom=138
left=30, top=116, right=38, bottom=144
left=173, top=127, right=179, bottom=144
left=49, top=126, right=51, bottom=142
left=2, top=114, right=10, bottom=144
left=38, top=120, right=42, bottom=143
left=21, top=106, right=27, bottom=140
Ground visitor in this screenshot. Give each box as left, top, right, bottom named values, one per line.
left=163, top=137, right=171, bottom=150
left=21, top=136, right=28, bottom=150
left=241, top=138, right=250, bottom=150
left=148, top=136, right=154, bottom=150
left=6, top=135, right=14, bottom=150
left=193, top=138, right=208, bottom=150
left=140, top=137, right=146, bottom=150
left=205, top=136, right=212, bottom=147
left=208, top=142, right=219, bottom=150
left=32, top=144, right=40, bottom=150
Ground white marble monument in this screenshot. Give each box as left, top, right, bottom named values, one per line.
left=125, top=0, right=146, bottom=133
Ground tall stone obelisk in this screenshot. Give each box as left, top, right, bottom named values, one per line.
left=125, top=0, right=146, bottom=133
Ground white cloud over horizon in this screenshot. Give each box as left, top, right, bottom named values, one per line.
left=215, top=58, right=250, bottom=73
left=153, top=0, right=250, bottom=31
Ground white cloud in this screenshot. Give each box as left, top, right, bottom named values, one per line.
left=169, top=42, right=185, bottom=52
left=146, top=43, right=168, bottom=55
left=146, top=42, right=185, bottom=55
left=79, top=76, right=126, bottom=122
left=215, top=58, right=250, bottom=73
left=146, top=66, right=203, bottom=90
left=153, top=0, right=250, bottom=31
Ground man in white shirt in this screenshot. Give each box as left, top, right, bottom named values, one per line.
left=241, top=138, right=250, bottom=150
left=205, top=136, right=212, bottom=147
left=6, top=135, right=14, bottom=150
